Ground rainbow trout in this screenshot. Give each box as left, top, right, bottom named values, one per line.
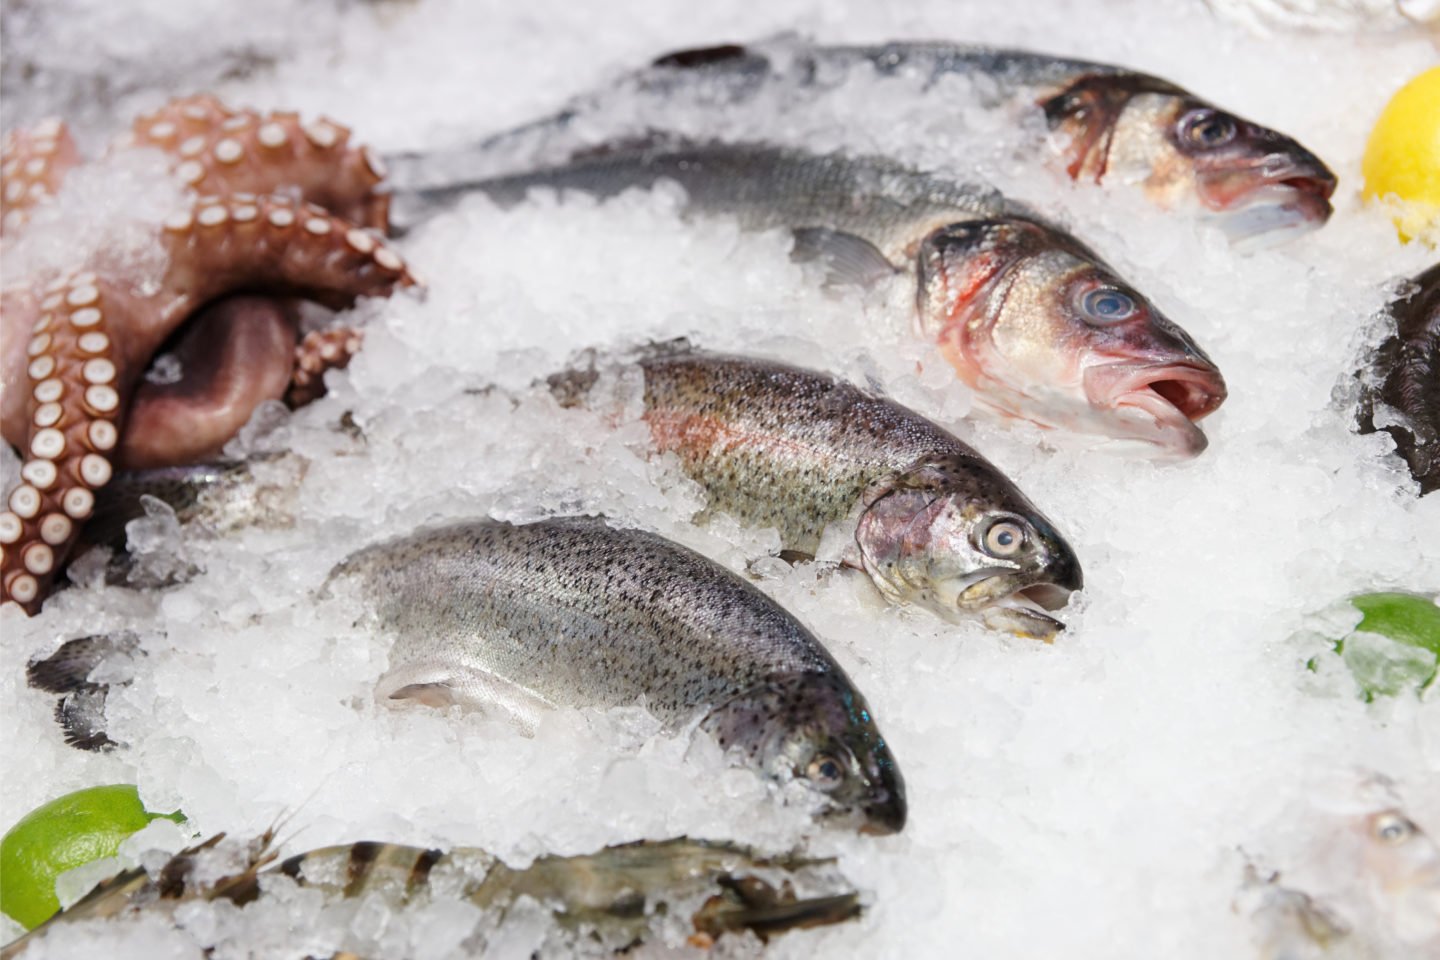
left=390, top=37, right=1336, bottom=244
left=401, top=142, right=1226, bottom=459
left=552, top=348, right=1082, bottom=640
left=331, top=516, right=906, bottom=834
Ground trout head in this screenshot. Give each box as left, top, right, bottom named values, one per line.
left=1042, top=75, right=1336, bottom=245
left=855, top=455, right=1081, bottom=641
left=703, top=672, right=906, bottom=835
left=918, top=217, right=1226, bottom=459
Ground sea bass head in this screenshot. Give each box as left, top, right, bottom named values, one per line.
left=1041, top=74, right=1336, bottom=244
left=918, top=216, right=1227, bottom=459
left=855, top=455, right=1081, bottom=641
left=704, top=672, right=906, bottom=835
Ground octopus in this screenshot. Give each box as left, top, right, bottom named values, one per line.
left=0, top=95, right=419, bottom=615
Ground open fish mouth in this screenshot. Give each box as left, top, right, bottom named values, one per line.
left=1086, top=361, right=1228, bottom=458
left=956, top=568, right=1079, bottom=643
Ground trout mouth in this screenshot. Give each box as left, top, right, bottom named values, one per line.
left=955, top=568, right=1080, bottom=643
left=1086, top=361, right=1227, bottom=459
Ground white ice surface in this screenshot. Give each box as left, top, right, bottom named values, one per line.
left=2, top=0, right=1439, bottom=957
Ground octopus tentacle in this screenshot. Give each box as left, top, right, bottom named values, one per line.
left=126, top=95, right=390, bottom=230
left=1, top=119, right=80, bottom=234
left=0, top=193, right=415, bottom=613
left=288, top=326, right=365, bottom=407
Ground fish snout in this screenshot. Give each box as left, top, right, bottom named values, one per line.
left=1084, top=360, right=1227, bottom=458
left=1199, top=131, right=1338, bottom=240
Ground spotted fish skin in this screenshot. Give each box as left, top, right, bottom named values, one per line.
left=555, top=349, right=1082, bottom=640
left=332, top=516, right=905, bottom=833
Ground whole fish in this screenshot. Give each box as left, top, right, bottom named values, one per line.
left=404, top=141, right=1226, bottom=459
left=552, top=347, right=1082, bottom=640
left=2, top=832, right=859, bottom=957
left=1241, top=805, right=1440, bottom=958
left=331, top=516, right=906, bottom=834
left=1357, top=264, right=1439, bottom=495
left=389, top=37, right=1336, bottom=245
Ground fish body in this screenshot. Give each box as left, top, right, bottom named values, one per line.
left=331, top=516, right=906, bottom=833
left=418, top=141, right=1225, bottom=459
left=555, top=348, right=1081, bottom=639
left=1357, top=264, right=1440, bottom=495
left=390, top=37, right=1335, bottom=244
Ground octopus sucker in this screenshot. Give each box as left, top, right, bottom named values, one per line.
left=128, top=94, right=391, bottom=230
left=0, top=119, right=79, bottom=234
left=1, top=97, right=419, bottom=616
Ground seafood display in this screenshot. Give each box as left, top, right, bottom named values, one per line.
left=0, top=96, right=415, bottom=615
left=416, top=141, right=1226, bottom=458
left=3, top=832, right=859, bottom=956
left=394, top=37, right=1337, bottom=244
left=553, top=347, right=1082, bottom=639
left=331, top=516, right=906, bottom=833
left=1356, top=263, right=1439, bottom=494
left=1, top=4, right=1435, bottom=959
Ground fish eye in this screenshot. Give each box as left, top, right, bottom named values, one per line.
left=1079, top=288, right=1137, bottom=324
left=983, top=519, right=1026, bottom=558
left=806, top=753, right=846, bottom=790
left=1373, top=812, right=1414, bottom=844
left=1180, top=109, right=1237, bottom=149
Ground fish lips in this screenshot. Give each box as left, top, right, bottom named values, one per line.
left=1199, top=153, right=1337, bottom=245
left=1084, top=360, right=1227, bottom=458
left=954, top=557, right=1083, bottom=641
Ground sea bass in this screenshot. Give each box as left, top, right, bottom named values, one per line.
left=406, top=142, right=1226, bottom=459
left=331, top=516, right=906, bottom=834
left=1357, top=264, right=1439, bottom=495
left=390, top=37, right=1336, bottom=244
left=552, top=348, right=1082, bottom=640
left=2, top=832, right=859, bottom=957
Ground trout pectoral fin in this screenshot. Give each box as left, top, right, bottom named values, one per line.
left=377, top=661, right=552, bottom=733
left=790, top=227, right=899, bottom=288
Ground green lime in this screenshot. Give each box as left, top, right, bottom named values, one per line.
left=1, top=784, right=183, bottom=929
left=1338, top=592, right=1440, bottom=699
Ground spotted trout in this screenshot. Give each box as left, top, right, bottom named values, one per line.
left=389, top=37, right=1336, bottom=245
left=552, top=347, right=1082, bottom=640
left=401, top=141, right=1226, bottom=459
left=331, top=516, right=906, bottom=834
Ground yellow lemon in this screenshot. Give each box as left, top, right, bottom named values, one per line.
left=1363, top=66, right=1440, bottom=242
left=0, top=785, right=183, bottom=929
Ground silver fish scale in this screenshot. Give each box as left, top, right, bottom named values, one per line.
left=336, top=516, right=839, bottom=722
left=640, top=353, right=1004, bottom=551
left=462, top=142, right=1012, bottom=254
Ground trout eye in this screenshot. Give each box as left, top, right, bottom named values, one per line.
left=806, top=753, right=846, bottom=790
left=1373, top=812, right=1414, bottom=844
left=1179, top=109, right=1237, bottom=149
left=1079, top=288, right=1137, bottom=324
left=983, top=520, right=1026, bottom=557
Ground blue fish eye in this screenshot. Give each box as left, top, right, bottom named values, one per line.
left=1081, top=289, right=1137, bottom=324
